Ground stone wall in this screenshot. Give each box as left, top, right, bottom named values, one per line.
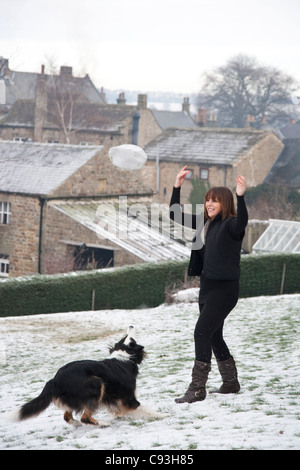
left=0, top=194, right=41, bottom=277
left=231, top=133, right=284, bottom=187
left=141, top=160, right=236, bottom=206
left=50, top=146, right=154, bottom=199
left=136, top=107, right=162, bottom=147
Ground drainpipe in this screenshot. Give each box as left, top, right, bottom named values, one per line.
left=132, top=112, right=140, bottom=145
left=156, top=149, right=160, bottom=193
left=38, top=197, right=45, bottom=274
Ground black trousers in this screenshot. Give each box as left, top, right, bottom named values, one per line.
left=194, top=275, right=239, bottom=363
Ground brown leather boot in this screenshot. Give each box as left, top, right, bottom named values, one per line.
left=175, top=360, right=211, bottom=404
left=211, top=356, right=240, bottom=394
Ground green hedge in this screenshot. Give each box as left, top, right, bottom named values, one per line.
left=239, top=253, right=300, bottom=298
left=0, top=260, right=187, bottom=317
left=0, top=254, right=299, bottom=317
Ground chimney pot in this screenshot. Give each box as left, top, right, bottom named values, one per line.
left=117, top=92, right=126, bottom=105
left=182, top=97, right=190, bottom=114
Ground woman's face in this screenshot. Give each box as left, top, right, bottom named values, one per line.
left=205, top=197, right=222, bottom=220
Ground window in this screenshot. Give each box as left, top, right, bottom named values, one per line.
left=0, top=255, right=9, bottom=277
left=13, top=137, right=31, bottom=142
left=200, top=168, right=209, bottom=180
left=0, top=202, right=11, bottom=224
left=185, top=168, right=193, bottom=180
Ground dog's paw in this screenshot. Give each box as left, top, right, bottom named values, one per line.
left=146, top=410, right=170, bottom=420
left=97, top=420, right=111, bottom=427
left=127, top=405, right=170, bottom=420
left=154, top=411, right=170, bottom=419
left=70, top=418, right=82, bottom=427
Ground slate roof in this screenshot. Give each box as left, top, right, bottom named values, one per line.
left=0, top=102, right=197, bottom=134
left=0, top=141, right=103, bottom=196
left=73, top=103, right=136, bottom=132
left=53, top=200, right=190, bottom=262
left=0, top=100, right=35, bottom=127
left=2, top=69, right=106, bottom=106
left=151, top=110, right=197, bottom=129
left=4, top=72, right=37, bottom=104
left=0, top=101, right=134, bottom=133
left=144, top=128, right=272, bottom=165
left=264, top=139, right=300, bottom=188
left=278, top=123, right=300, bottom=139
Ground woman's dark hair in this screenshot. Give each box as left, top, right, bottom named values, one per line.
left=204, top=187, right=237, bottom=221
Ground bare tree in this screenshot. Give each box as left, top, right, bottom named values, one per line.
left=47, top=74, right=78, bottom=144
left=39, top=59, right=109, bottom=144
left=198, top=55, right=298, bottom=129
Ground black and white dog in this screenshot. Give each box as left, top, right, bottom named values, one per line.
left=14, top=326, right=167, bottom=426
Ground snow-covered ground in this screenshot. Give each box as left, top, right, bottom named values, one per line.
left=0, top=292, right=299, bottom=450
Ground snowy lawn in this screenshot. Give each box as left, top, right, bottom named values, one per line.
left=0, top=293, right=299, bottom=450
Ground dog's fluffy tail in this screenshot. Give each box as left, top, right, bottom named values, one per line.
left=18, top=380, right=54, bottom=421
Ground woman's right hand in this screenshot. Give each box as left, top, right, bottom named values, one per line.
left=174, top=165, right=190, bottom=188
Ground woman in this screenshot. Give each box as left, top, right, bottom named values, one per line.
left=169, top=167, right=248, bottom=404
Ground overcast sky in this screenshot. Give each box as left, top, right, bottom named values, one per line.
left=1, top=0, right=300, bottom=94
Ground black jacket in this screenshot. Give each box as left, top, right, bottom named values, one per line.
left=169, top=187, right=248, bottom=280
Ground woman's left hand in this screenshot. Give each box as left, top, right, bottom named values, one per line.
left=236, top=175, right=247, bottom=196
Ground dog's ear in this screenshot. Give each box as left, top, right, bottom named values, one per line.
left=124, top=326, right=135, bottom=345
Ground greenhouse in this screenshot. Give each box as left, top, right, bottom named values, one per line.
left=252, top=219, right=300, bottom=254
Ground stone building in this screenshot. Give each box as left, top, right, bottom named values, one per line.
left=0, top=89, right=163, bottom=148
left=0, top=140, right=189, bottom=277
left=0, top=58, right=196, bottom=148
left=143, top=127, right=284, bottom=204
left=0, top=58, right=105, bottom=108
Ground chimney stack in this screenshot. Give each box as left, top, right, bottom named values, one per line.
left=60, top=66, right=73, bottom=76
left=197, top=109, right=207, bottom=127
left=182, top=97, right=190, bottom=114
left=34, top=74, right=47, bottom=142
left=117, top=92, right=126, bottom=105
left=137, top=94, right=147, bottom=109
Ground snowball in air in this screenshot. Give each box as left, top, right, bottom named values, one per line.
left=109, top=144, right=147, bottom=170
